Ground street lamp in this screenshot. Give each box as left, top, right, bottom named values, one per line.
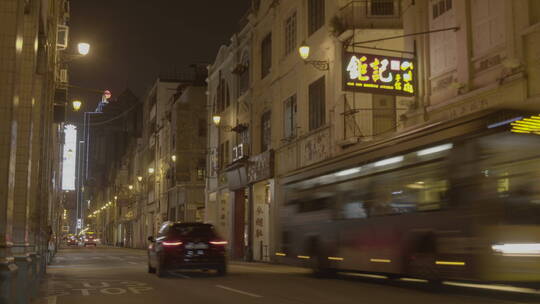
left=298, top=43, right=329, bottom=71
left=137, top=176, right=143, bottom=182
left=212, top=114, right=221, bottom=126
left=72, top=100, right=82, bottom=111
left=128, top=185, right=133, bottom=190
left=77, top=42, right=90, bottom=56
left=148, top=167, right=155, bottom=174
left=171, top=155, right=177, bottom=162
left=298, top=44, right=310, bottom=60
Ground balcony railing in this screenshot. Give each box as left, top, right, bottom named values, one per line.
left=339, top=0, right=402, bottom=30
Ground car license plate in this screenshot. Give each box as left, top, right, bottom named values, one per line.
left=185, top=242, right=209, bottom=249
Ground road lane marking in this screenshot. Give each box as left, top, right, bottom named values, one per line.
left=443, top=281, right=540, bottom=295
left=170, top=272, right=191, bottom=279
left=215, top=285, right=262, bottom=298
left=231, top=265, right=281, bottom=273
left=231, top=264, right=309, bottom=274
left=339, top=272, right=388, bottom=279
left=399, top=277, right=428, bottom=283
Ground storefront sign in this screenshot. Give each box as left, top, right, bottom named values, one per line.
left=343, top=52, right=415, bottom=96
left=248, top=150, right=274, bottom=183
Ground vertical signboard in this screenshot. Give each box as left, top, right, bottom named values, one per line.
left=62, top=124, right=77, bottom=190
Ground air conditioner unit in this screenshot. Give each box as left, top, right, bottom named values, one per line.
left=56, top=25, right=69, bottom=50
left=58, top=69, right=68, bottom=83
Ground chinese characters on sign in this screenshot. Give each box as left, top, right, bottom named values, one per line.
left=343, top=52, right=415, bottom=96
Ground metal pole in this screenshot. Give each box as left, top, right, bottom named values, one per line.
left=351, top=26, right=460, bottom=46
left=85, top=112, right=90, bottom=180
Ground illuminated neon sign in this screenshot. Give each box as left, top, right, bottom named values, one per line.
left=343, top=52, right=415, bottom=96
left=511, top=115, right=540, bottom=135
left=62, top=124, right=77, bottom=190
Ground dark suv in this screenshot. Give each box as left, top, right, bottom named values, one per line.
left=147, top=222, right=227, bottom=277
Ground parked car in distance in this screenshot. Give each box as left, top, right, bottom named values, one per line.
left=147, top=222, right=227, bottom=277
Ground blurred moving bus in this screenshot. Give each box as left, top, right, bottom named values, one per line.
left=279, top=113, right=540, bottom=284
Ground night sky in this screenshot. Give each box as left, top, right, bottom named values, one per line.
left=68, top=0, right=251, bottom=113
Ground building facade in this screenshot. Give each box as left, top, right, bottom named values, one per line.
left=206, top=18, right=259, bottom=260
left=86, top=73, right=208, bottom=249
left=0, top=0, right=71, bottom=303
left=205, top=0, right=540, bottom=263
left=85, top=90, right=142, bottom=246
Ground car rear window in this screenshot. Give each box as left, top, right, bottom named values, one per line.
left=170, top=224, right=215, bottom=237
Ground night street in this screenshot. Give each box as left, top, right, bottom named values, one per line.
left=34, top=247, right=539, bottom=304
left=3, top=1, right=540, bottom=303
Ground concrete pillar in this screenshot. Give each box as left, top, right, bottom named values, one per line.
left=12, top=1, right=40, bottom=303
left=0, top=0, right=25, bottom=303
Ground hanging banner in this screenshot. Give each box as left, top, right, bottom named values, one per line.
left=343, top=52, right=415, bottom=96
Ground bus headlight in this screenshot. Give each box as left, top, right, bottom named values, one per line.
left=492, top=243, right=540, bottom=255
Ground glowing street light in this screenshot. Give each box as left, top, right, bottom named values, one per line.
left=212, top=114, right=221, bottom=126
left=137, top=176, right=143, bottom=182
left=72, top=100, right=82, bottom=111
left=298, top=42, right=328, bottom=71
left=148, top=167, right=155, bottom=174
left=298, top=44, right=310, bottom=60
left=77, top=42, right=90, bottom=56
left=171, top=155, right=177, bottom=162
left=128, top=185, right=133, bottom=190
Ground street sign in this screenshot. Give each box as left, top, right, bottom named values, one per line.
left=76, top=219, right=82, bottom=229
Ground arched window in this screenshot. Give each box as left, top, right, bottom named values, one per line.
left=238, top=51, right=250, bottom=95
left=215, top=71, right=230, bottom=112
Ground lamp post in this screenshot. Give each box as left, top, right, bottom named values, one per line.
left=63, top=42, right=91, bottom=62
left=298, top=43, right=329, bottom=71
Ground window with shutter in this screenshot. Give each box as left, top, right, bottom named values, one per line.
left=261, top=33, right=272, bottom=79
left=283, top=95, right=297, bottom=138
left=261, top=111, right=271, bottom=152
left=471, top=0, right=505, bottom=57
left=309, top=76, right=326, bottom=130
left=429, top=0, right=457, bottom=76
left=284, top=12, right=297, bottom=56
left=308, top=0, right=325, bottom=36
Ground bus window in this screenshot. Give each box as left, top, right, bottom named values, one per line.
left=298, top=197, right=330, bottom=213
left=483, top=159, right=540, bottom=225
left=341, top=199, right=368, bottom=219
left=370, top=162, right=448, bottom=216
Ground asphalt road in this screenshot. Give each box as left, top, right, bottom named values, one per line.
left=35, top=246, right=540, bottom=304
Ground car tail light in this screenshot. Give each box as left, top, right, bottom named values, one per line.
left=210, top=240, right=227, bottom=245
left=163, top=241, right=183, bottom=247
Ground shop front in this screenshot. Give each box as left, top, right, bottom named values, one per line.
left=224, top=162, right=249, bottom=260
left=247, top=150, right=274, bottom=262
